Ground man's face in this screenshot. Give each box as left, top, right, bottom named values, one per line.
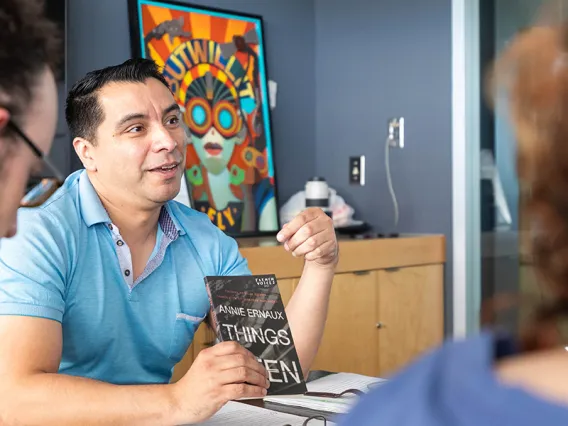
left=86, top=78, right=185, bottom=209
left=0, top=68, right=58, bottom=240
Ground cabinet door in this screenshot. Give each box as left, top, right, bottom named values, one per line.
left=310, top=271, right=379, bottom=376
left=377, top=265, right=444, bottom=376
left=171, top=278, right=297, bottom=382
left=278, top=277, right=296, bottom=306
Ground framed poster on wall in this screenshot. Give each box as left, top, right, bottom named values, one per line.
left=128, top=0, right=280, bottom=237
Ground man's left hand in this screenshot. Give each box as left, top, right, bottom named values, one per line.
left=276, top=208, right=338, bottom=268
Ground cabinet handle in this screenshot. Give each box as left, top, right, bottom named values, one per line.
left=376, top=322, right=386, bottom=329
left=384, top=267, right=400, bottom=273
left=353, top=270, right=370, bottom=275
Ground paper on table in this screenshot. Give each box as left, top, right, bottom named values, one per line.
left=186, top=401, right=333, bottom=425
left=305, top=372, right=386, bottom=393
left=264, top=372, right=387, bottom=414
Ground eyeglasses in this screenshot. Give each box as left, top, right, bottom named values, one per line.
left=6, top=120, right=65, bottom=207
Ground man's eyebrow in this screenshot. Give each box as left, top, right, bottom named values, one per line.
left=115, top=112, right=147, bottom=130
left=114, top=104, right=180, bottom=129
left=163, top=103, right=181, bottom=116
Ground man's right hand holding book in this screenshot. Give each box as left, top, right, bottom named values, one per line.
left=169, top=341, right=270, bottom=424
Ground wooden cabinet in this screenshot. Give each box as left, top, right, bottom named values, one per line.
left=377, top=265, right=444, bottom=375
left=171, top=235, right=445, bottom=382
left=309, top=264, right=444, bottom=377
left=310, top=271, right=379, bottom=376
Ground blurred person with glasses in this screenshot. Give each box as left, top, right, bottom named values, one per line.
left=0, top=0, right=62, bottom=242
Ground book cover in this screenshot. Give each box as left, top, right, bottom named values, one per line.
left=204, top=274, right=308, bottom=396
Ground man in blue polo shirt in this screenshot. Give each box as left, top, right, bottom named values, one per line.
left=0, top=58, right=338, bottom=425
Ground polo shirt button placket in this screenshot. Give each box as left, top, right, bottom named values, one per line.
left=109, top=225, right=133, bottom=288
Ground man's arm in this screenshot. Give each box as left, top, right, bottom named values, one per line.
left=0, top=316, right=268, bottom=426
left=0, top=316, right=179, bottom=426
left=0, top=212, right=179, bottom=425
left=285, top=262, right=335, bottom=377
left=275, top=208, right=338, bottom=376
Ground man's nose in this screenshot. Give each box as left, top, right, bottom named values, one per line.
left=152, top=127, right=179, bottom=152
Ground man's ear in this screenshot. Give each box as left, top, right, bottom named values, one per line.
left=73, top=137, right=97, bottom=171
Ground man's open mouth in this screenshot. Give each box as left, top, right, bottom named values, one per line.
left=149, top=162, right=179, bottom=178
left=156, top=164, right=178, bottom=171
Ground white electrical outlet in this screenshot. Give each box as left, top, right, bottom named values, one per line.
left=388, top=117, right=405, bottom=148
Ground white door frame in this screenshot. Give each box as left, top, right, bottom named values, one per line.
left=452, top=0, right=481, bottom=338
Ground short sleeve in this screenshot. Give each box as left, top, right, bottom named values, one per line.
left=0, top=208, right=68, bottom=322
left=215, top=227, right=251, bottom=276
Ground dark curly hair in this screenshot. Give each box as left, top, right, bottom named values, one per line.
left=0, top=0, right=61, bottom=123
left=489, top=19, right=568, bottom=350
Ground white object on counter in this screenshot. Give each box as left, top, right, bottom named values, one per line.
left=279, top=188, right=356, bottom=227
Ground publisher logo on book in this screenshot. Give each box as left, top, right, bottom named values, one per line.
left=255, top=276, right=275, bottom=288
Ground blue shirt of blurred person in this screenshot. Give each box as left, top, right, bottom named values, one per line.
left=337, top=331, right=568, bottom=426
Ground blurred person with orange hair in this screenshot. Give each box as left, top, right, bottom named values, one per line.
left=339, top=7, right=568, bottom=426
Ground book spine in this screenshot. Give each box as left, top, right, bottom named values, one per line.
left=204, top=279, right=224, bottom=342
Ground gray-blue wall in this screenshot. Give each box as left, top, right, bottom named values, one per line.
left=315, top=0, right=452, bottom=237
left=67, top=0, right=316, bottom=205
left=314, top=0, right=453, bottom=328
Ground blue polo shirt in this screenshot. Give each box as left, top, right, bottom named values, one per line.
left=0, top=169, right=251, bottom=384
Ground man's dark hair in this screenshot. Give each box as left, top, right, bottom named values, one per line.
left=0, top=0, right=60, bottom=121
left=65, top=58, right=170, bottom=143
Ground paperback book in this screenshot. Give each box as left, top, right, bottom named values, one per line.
left=204, top=274, right=307, bottom=396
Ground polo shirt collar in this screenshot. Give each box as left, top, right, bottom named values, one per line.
left=164, top=201, right=187, bottom=236
left=79, top=171, right=110, bottom=227
left=78, top=170, right=186, bottom=236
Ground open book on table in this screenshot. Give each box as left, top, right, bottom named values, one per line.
left=264, top=372, right=387, bottom=414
